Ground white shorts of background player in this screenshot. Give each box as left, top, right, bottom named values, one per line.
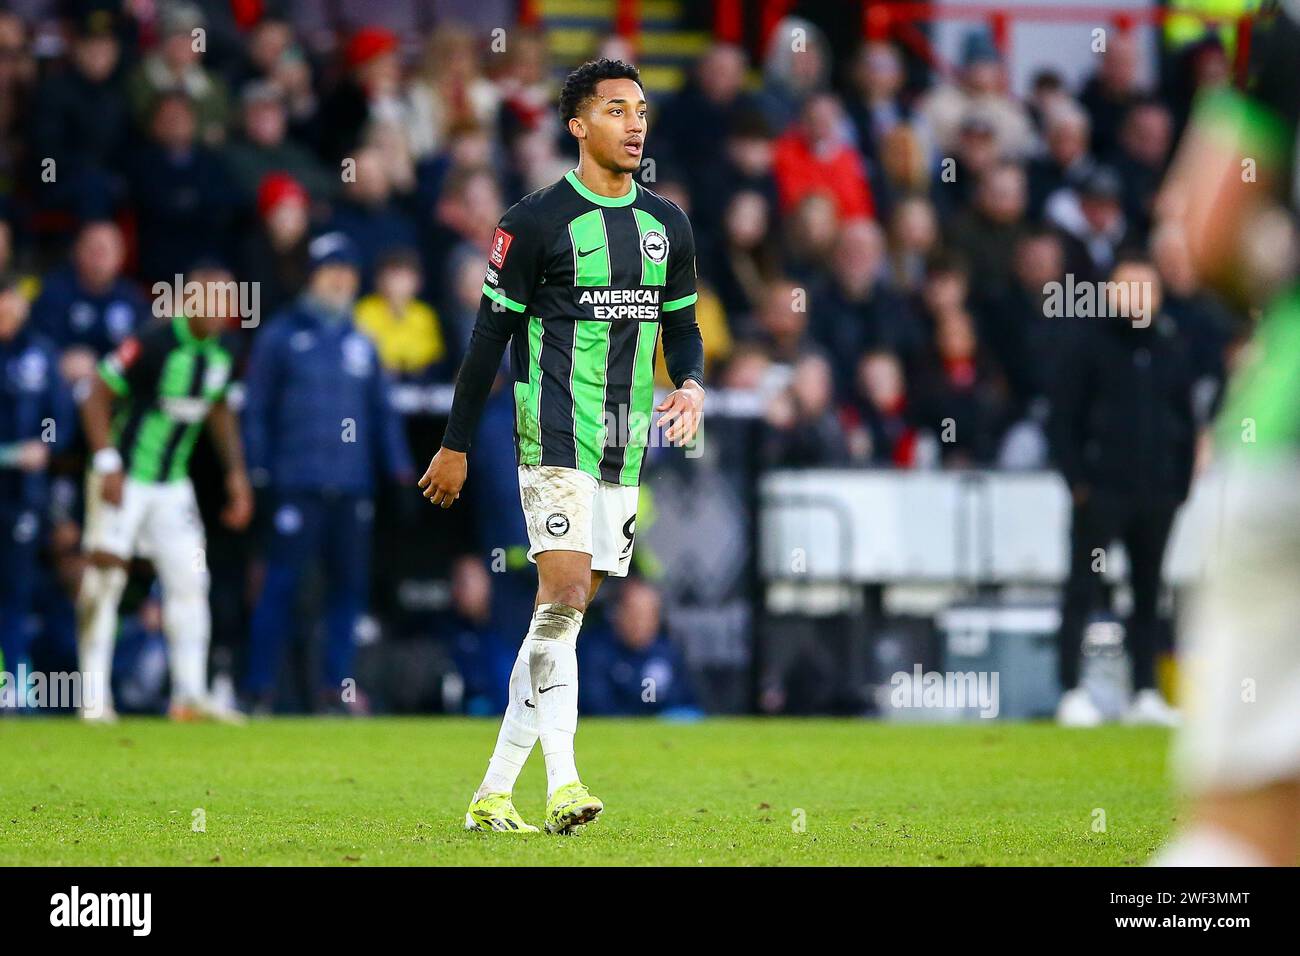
left=80, top=472, right=210, bottom=707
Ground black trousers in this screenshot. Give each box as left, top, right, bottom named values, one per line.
left=1056, top=493, right=1180, bottom=691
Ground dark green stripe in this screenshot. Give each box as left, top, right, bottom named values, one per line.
left=158, top=351, right=207, bottom=480
left=573, top=321, right=611, bottom=477
left=129, top=350, right=193, bottom=481
left=129, top=411, right=175, bottom=482
left=169, top=424, right=204, bottom=481
left=514, top=317, right=544, bottom=465
left=598, top=320, right=641, bottom=483
left=620, top=322, right=659, bottom=485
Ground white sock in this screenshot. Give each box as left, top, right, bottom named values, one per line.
left=476, top=640, right=538, bottom=798
left=527, top=603, right=583, bottom=797
left=1152, top=827, right=1272, bottom=867
left=162, top=583, right=210, bottom=706
left=77, top=565, right=127, bottom=714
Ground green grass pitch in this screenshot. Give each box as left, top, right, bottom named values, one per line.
left=0, top=718, right=1175, bottom=866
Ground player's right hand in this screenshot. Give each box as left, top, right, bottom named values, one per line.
left=221, top=470, right=254, bottom=530
left=418, top=447, right=467, bottom=509
left=100, top=471, right=124, bottom=506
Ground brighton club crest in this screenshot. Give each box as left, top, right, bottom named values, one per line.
left=640, top=230, right=668, bottom=264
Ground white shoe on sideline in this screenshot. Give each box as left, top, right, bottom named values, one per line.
left=1124, top=688, right=1180, bottom=727
left=169, top=697, right=247, bottom=725
left=1056, top=688, right=1103, bottom=727
left=81, top=706, right=119, bottom=724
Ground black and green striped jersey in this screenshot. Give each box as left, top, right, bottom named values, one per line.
left=1203, top=1, right=1300, bottom=450
left=444, top=169, right=703, bottom=486
left=99, top=315, right=233, bottom=483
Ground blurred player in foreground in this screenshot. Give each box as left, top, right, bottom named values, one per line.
left=419, top=59, right=704, bottom=834
left=1155, top=1, right=1300, bottom=865
left=78, top=265, right=253, bottom=722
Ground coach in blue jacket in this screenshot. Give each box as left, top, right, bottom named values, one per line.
left=242, top=233, right=413, bottom=711
left=0, top=273, right=75, bottom=682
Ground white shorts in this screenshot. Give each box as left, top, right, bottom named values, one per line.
left=1176, top=460, right=1300, bottom=794
left=84, top=473, right=206, bottom=567
left=517, top=464, right=639, bottom=577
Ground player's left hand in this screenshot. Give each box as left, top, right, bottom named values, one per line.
left=221, top=470, right=254, bottom=530
left=655, top=379, right=704, bottom=447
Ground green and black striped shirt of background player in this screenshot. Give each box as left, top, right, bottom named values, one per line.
left=98, top=314, right=233, bottom=483
left=442, top=169, right=705, bottom=487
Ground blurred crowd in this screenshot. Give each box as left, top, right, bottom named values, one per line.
left=0, top=0, right=1251, bottom=714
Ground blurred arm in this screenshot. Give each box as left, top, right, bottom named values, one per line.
left=206, top=399, right=247, bottom=477
left=80, top=374, right=117, bottom=455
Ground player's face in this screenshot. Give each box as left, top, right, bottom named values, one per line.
left=185, top=269, right=237, bottom=337
left=573, top=78, right=647, bottom=174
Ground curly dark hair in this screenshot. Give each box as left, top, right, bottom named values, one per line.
left=558, top=58, right=642, bottom=123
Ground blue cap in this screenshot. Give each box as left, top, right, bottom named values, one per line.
left=308, top=232, right=362, bottom=272
left=961, top=31, right=1001, bottom=67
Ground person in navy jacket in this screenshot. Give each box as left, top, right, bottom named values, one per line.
left=579, top=578, right=700, bottom=718
left=30, top=221, right=148, bottom=367
left=0, top=274, right=75, bottom=683
left=242, top=233, right=413, bottom=711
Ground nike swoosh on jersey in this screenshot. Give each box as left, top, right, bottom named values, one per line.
left=577, top=246, right=604, bottom=258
